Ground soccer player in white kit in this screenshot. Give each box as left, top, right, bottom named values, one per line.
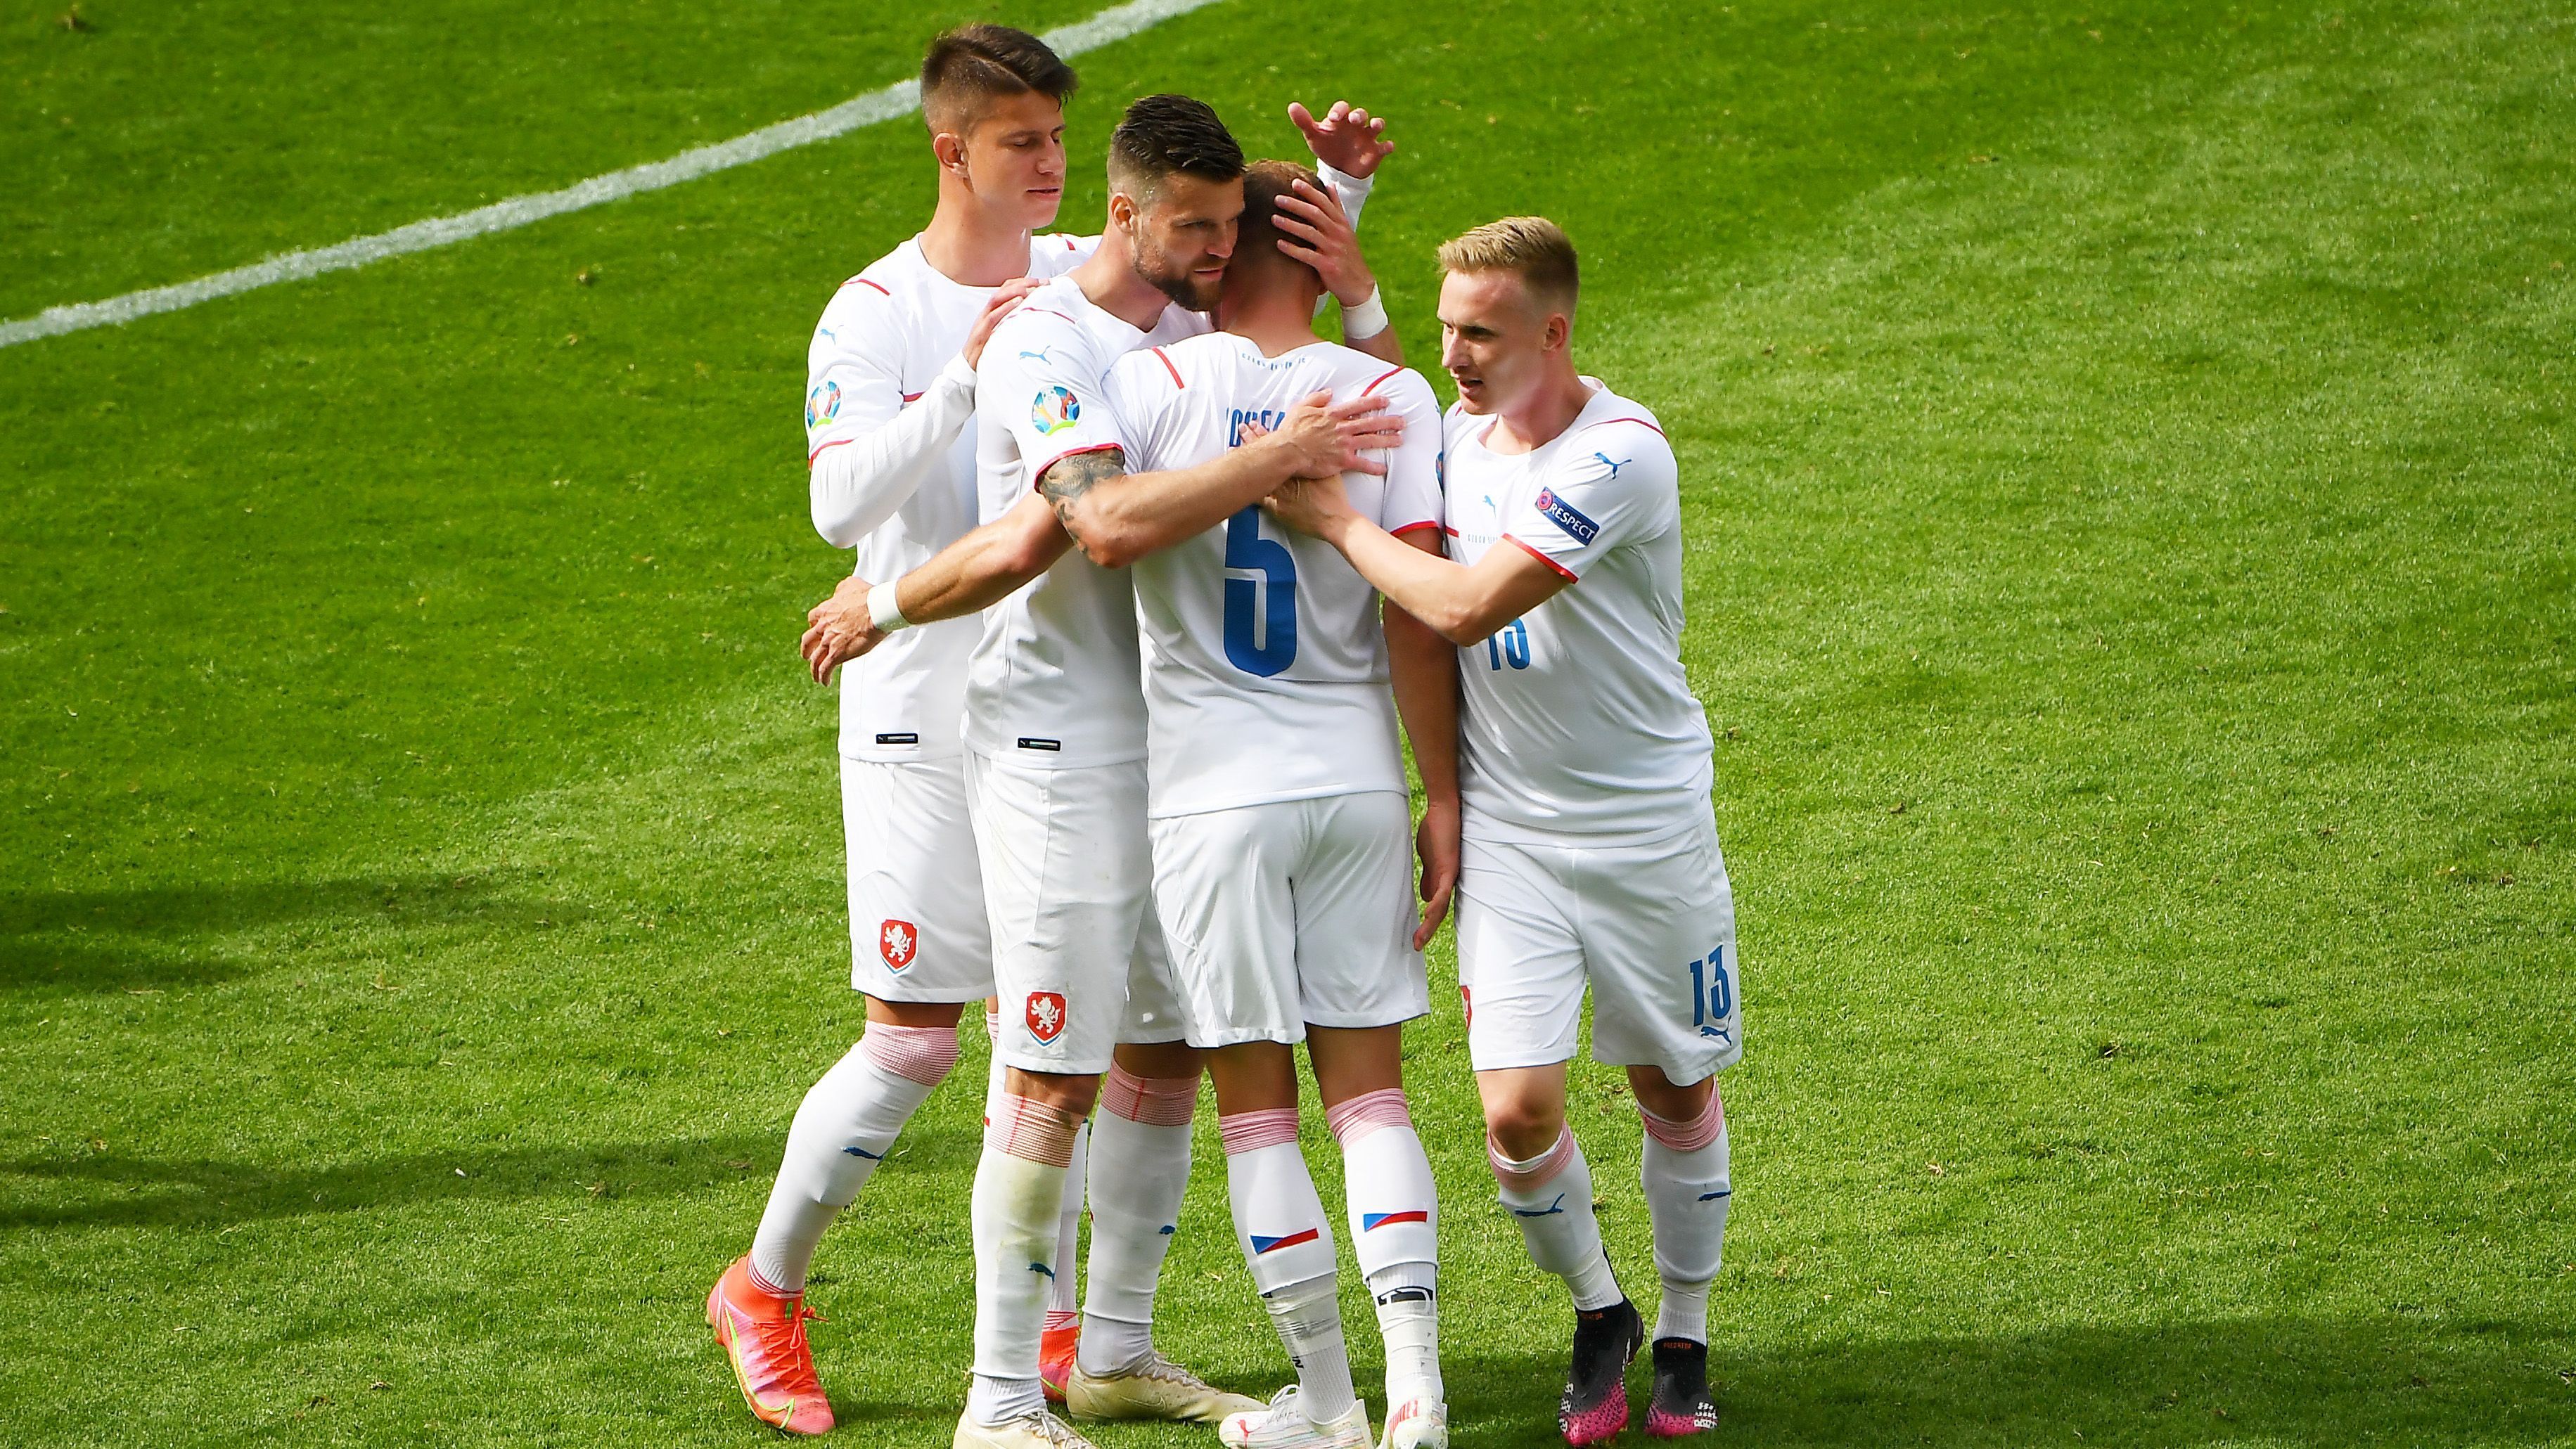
left=807, top=98, right=1406, bottom=1449
left=711, top=28, right=1388, bottom=1439
left=1265, top=218, right=1740, bottom=1445
left=1107, top=160, right=1457, bottom=1449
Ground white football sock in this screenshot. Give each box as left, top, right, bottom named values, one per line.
left=982, top=1009, right=1005, bottom=1130
left=1222, top=1108, right=1355, bottom=1423
left=1491, top=1125, right=1625, bottom=1311
left=970, top=1093, right=1082, bottom=1426
left=1078, top=1066, right=1198, bottom=1375
left=1046, top=1120, right=1089, bottom=1328
left=748, top=1022, right=959, bottom=1294
left=1639, top=1100, right=1731, bottom=1345
left=1330, top=1088, right=1442, bottom=1405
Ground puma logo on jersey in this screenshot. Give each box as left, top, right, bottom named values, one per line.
left=1018, top=346, right=1059, bottom=364
left=1591, top=451, right=1628, bottom=479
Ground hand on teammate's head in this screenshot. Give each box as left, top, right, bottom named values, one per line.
left=1271, top=180, right=1375, bottom=307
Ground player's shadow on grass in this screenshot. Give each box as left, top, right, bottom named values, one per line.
left=0, top=1133, right=793, bottom=1231
left=1440, top=1318, right=2575, bottom=1446
left=0, top=873, right=577, bottom=996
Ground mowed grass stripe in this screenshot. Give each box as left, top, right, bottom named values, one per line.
left=0, top=0, right=1221, bottom=349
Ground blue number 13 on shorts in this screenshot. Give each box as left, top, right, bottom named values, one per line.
left=1223, top=505, right=1297, bottom=676
left=1686, top=945, right=1734, bottom=1038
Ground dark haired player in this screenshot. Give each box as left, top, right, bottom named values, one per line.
left=806, top=95, right=1405, bottom=1449
left=707, top=25, right=1392, bottom=1438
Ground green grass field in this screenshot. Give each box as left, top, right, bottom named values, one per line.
left=5, top=0, right=2572, bottom=1443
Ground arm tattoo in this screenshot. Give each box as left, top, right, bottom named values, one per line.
left=1037, top=448, right=1127, bottom=543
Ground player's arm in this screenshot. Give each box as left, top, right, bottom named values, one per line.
left=1383, top=529, right=1461, bottom=948
left=1267, top=477, right=1569, bottom=645
left=799, top=492, right=1069, bottom=683
left=1040, top=392, right=1403, bottom=569
left=808, top=280, right=1038, bottom=545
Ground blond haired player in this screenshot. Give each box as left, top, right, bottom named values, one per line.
left=709, top=25, right=1390, bottom=1437
left=1266, top=217, right=1740, bottom=1444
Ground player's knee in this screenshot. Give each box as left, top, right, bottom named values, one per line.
left=1110, top=1038, right=1202, bottom=1083
left=858, top=1021, right=962, bottom=1087
left=1627, top=1067, right=1715, bottom=1126
left=1481, top=1095, right=1565, bottom=1162
left=1006, top=1066, right=1101, bottom=1118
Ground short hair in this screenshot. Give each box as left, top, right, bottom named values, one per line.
left=1237, top=159, right=1321, bottom=276
left=919, top=24, right=1077, bottom=134
left=1437, top=216, right=1580, bottom=314
left=1108, top=94, right=1245, bottom=199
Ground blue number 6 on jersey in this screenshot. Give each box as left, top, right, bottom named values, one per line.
left=1222, top=505, right=1297, bottom=676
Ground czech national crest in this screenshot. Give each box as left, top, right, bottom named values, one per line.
left=1025, top=990, right=1067, bottom=1043
left=878, top=918, right=917, bottom=972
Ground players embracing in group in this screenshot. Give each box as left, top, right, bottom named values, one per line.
left=717, top=20, right=1745, bottom=1449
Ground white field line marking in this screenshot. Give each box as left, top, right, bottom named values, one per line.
left=0, top=0, right=1222, bottom=352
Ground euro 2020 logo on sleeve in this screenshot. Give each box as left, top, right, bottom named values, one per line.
left=1030, top=386, right=1080, bottom=436
left=807, top=378, right=842, bottom=431
left=1025, top=991, right=1068, bottom=1043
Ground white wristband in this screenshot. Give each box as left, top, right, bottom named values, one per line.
left=867, top=579, right=913, bottom=633
left=1341, top=285, right=1390, bottom=341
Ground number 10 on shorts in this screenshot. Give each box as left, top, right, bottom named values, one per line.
left=1686, top=945, right=1734, bottom=1038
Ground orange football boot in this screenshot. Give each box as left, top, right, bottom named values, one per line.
left=1039, top=1320, right=1081, bottom=1405
left=708, top=1255, right=835, bottom=1435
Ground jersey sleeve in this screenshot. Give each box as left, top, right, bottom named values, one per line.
left=1497, top=418, right=1677, bottom=581
left=804, top=281, right=906, bottom=462
left=980, top=312, right=1131, bottom=489
left=805, top=281, right=981, bottom=547
left=1364, top=368, right=1444, bottom=539
left=1319, top=162, right=1374, bottom=232
left=1106, top=346, right=1190, bottom=475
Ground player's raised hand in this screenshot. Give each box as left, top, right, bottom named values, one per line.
left=802, top=574, right=887, bottom=683
left=1413, top=793, right=1459, bottom=949
left=1272, top=179, right=1376, bottom=309
left=1270, top=388, right=1404, bottom=480
left=961, top=275, right=1043, bottom=369
left=1289, top=100, right=1393, bottom=180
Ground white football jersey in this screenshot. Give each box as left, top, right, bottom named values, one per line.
left=805, top=232, right=1095, bottom=761
left=962, top=273, right=1209, bottom=768
left=1442, top=382, right=1715, bottom=840
left=1115, top=335, right=1444, bottom=818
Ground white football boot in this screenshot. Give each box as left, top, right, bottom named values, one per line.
left=1218, top=1386, right=1373, bottom=1449
left=1067, top=1349, right=1263, bottom=1422
left=952, top=1408, right=1100, bottom=1449
left=1378, top=1395, right=1449, bottom=1449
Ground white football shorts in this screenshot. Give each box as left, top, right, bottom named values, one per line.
left=1454, top=809, right=1742, bottom=1086
left=1151, top=790, right=1430, bottom=1048
left=967, top=750, right=1187, bottom=1075
left=842, top=754, right=992, bottom=1003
